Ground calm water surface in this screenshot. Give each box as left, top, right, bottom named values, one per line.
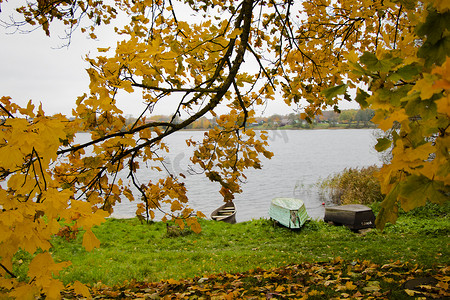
left=77, top=129, right=381, bottom=222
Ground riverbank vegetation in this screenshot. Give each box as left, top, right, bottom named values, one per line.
left=125, top=109, right=377, bottom=131
left=318, top=165, right=384, bottom=206
left=10, top=202, right=449, bottom=298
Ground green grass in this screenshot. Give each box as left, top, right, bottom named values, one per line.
left=35, top=202, right=450, bottom=287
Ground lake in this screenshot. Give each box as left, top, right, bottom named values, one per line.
left=76, top=129, right=382, bottom=222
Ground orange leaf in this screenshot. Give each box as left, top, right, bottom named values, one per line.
left=167, top=278, right=179, bottom=285
left=170, top=200, right=182, bottom=211
left=187, top=217, right=202, bottom=233
left=345, top=281, right=357, bottom=290
left=197, top=211, right=207, bottom=218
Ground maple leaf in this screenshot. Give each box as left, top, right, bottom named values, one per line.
left=375, top=138, right=392, bottom=152
left=28, top=252, right=71, bottom=279
left=0, top=146, right=24, bottom=170
left=436, top=94, right=450, bottom=116
left=187, top=217, right=202, bottom=234
left=363, top=281, right=381, bottom=292
left=410, top=74, right=440, bottom=100
left=170, top=200, right=182, bottom=211
left=82, top=229, right=101, bottom=251
left=25, top=252, right=71, bottom=299
left=321, top=84, right=348, bottom=100
left=360, top=52, right=402, bottom=72
left=376, top=184, right=400, bottom=230
left=404, top=289, right=418, bottom=296
left=434, top=0, right=450, bottom=12
left=8, top=284, right=37, bottom=300
left=432, top=56, right=450, bottom=90
left=399, top=175, right=448, bottom=210
left=72, top=281, right=92, bottom=299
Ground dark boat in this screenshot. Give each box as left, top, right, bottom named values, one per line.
left=324, top=204, right=375, bottom=231
left=211, top=201, right=236, bottom=224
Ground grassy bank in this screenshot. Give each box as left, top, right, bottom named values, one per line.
left=21, top=203, right=444, bottom=287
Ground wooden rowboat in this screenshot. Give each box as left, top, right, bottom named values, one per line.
left=211, top=201, right=236, bottom=224
left=269, top=198, right=309, bottom=229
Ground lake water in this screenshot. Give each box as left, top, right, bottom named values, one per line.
left=77, top=129, right=382, bottom=222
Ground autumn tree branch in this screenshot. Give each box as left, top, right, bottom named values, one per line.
left=0, top=262, right=16, bottom=278
left=0, top=103, right=15, bottom=119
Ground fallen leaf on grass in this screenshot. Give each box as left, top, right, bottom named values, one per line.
left=363, top=281, right=381, bottom=292
left=58, top=260, right=448, bottom=299
left=72, top=281, right=91, bottom=299
left=405, top=289, right=418, bottom=296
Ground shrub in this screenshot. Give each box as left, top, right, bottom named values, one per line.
left=318, top=165, right=384, bottom=205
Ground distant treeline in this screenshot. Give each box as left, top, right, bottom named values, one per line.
left=124, top=109, right=376, bottom=130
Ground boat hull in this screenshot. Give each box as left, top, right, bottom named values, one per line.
left=269, top=198, right=309, bottom=229
left=211, top=201, right=236, bottom=224
left=324, top=204, right=375, bottom=231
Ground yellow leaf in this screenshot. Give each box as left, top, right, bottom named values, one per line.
left=344, top=51, right=359, bottom=64
left=74, top=202, right=109, bottom=229
left=82, top=229, right=100, bottom=251
left=124, top=187, right=135, bottom=201
left=72, top=281, right=91, bottom=299
left=0, top=209, right=24, bottom=227
left=0, top=146, right=24, bottom=170
left=437, top=281, right=449, bottom=290
left=25, top=100, right=35, bottom=118
left=433, top=0, right=450, bottom=13
left=275, top=285, right=286, bottom=292
left=376, top=109, right=408, bottom=131
left=197, top=211, right=207, bottom=218
left=167, top=278, right=178, bottom=284
left=404, top=289, right=417, bottom=296
left=43, top=188, right=70, bottom=219
left=9, top=284, right=37, bottom=300
left=404, top=142, right=434, bottom=161
left=187, top=217, right=202, bottom=233
left=345, top=281, right=357, bottom=290
left=45, top=279, right=65, bottom=300
left=410, top=74, right=439, bottom=100
left=28, top=252, right=70, bottom=279
left=171, top=200, right=182, bottom=211
left=0, top=277, right=15, bottom=290
left=436, top=94, right=450, bottom=117
left=308, top=289, right=323, bottom=296
left=97, top=47, right=110, bottom=52
left=228, top=28, right=243, bottom=39
left=363, top=281, right=381, bottom=292
left=174, top=218, right=185, bottom=230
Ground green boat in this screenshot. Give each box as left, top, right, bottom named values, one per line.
left=268, top=198, right=309, bottom=229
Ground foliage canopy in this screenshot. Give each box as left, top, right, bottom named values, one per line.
left=0, top=0, right=449, bottom=298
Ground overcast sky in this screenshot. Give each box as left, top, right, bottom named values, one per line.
left=1, top=2, right=359, bottom=118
